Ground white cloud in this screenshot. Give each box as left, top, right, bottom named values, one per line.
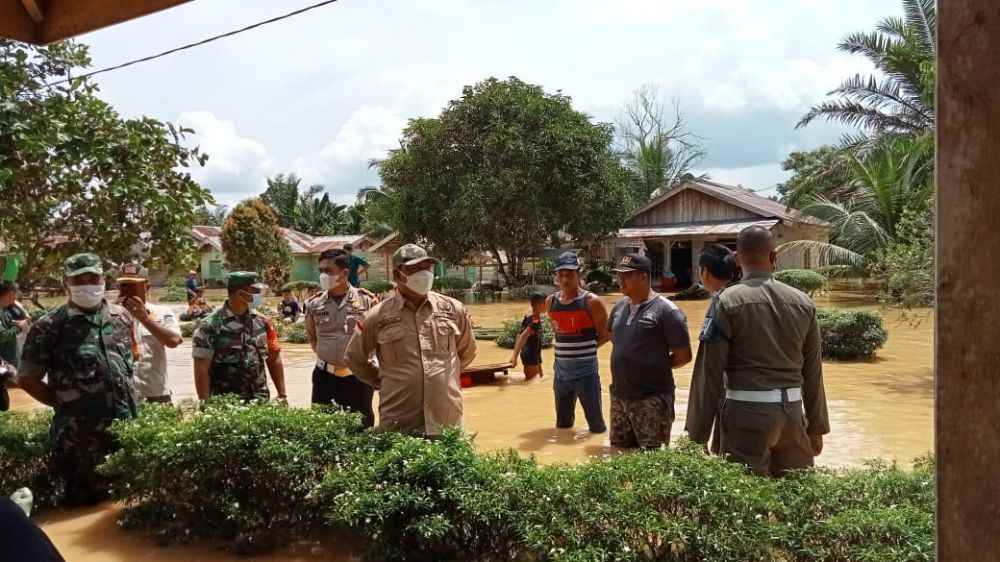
left=292, top=105, right=409, bottom=203
left=177, top=111, right=275, bottom=204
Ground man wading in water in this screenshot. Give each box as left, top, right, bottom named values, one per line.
left=546, top=252, right=611, bottom=434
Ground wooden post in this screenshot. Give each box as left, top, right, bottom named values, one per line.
left=691, top=239, right=704, bottom=285
left=937, top=1, right=1000, bottom=558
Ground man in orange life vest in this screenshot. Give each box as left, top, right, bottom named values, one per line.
left=545, top=252, right=612, bottom=433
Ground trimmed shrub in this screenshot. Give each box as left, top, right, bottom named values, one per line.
left=158, top=285, right=189, bottom=303
left=179, top=321, right=197, bottom=338
left=778, top=457, right=935, bottom=562
left=100, top=399, right=375, bottom=552
left=817, top=308, right=889, bottom=360
left=282, top=322, right=309, bottom=344
left=0, top=409, right=62, bottom=508
left=281, top=280, right=319, bottom=302
left=361, top=280, right=394, bottom=298
left=322, top=429, right=533, bottom=562
left=434, top=277, right=472, bottom=291
left=84, top=402, right=932, bottom=559
left=775, top=269, right=828, bottom=296
left=495, top=316, right=555, bottom=349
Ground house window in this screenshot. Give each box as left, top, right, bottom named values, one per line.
left=803, top=249, right=812, bottom=270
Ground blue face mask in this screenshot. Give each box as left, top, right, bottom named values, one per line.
left=251, top=293, right=263, bottom=308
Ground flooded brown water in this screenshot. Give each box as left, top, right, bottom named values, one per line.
left=9, top=290, right=933, bottom=560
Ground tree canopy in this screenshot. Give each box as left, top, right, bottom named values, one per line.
left=0, top=39, right=212, bottom=286
left=377, top=76, right=632, bottom=283
left=220, top=199, right=292, bottom=289
left=261, top=173, right=347, bottom=236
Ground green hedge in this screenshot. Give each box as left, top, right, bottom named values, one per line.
left=775, top=269, right=828, bottom=296
left=0, top=409, right=62, bottom=508
left=361, top=280, right=394, bottom=297
left=495, top=316, right=555, bottom=349
left=158, top=285, right=189, bottom=303
left=434, top=277, right=472, bottom=291
left=179, top=321, right=197, bottom=338
left=1, top=402, right=934, bottom=560
left=817, top=308, right=889, bottom=360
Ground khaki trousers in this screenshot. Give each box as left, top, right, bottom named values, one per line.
left=720, top=399, right=814, bottom=477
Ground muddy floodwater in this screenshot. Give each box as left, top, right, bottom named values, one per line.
left=9, top=290, right=933, bottom=561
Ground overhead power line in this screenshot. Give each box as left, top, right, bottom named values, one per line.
left=46, top=0, right=340, bottom=87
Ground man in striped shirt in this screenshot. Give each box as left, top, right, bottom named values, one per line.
left=546, top=252, right=611, bottom=434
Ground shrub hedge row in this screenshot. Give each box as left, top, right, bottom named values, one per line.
left=0, top=402, right=933, bottom=561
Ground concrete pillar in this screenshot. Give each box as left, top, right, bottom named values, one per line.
left=937, top=1, right=1000, bottom=559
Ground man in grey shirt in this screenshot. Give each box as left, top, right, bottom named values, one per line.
left=607, top=253, right=692, bottom=449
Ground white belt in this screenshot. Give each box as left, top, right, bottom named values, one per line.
left=316, top=361, right=351, bottom=377
left=725, top=387, right=802, bottom=403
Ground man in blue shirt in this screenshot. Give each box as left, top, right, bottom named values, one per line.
left=184, top=271, right=200, bottom=304
left=344, top=244, right=369, bottom=287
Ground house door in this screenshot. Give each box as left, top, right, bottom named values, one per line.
left=670, top=245, right=693, bottom=289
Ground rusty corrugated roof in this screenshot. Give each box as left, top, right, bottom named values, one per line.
left=618, top=219, right=780, bottom=239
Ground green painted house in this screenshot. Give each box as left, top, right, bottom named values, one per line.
left=190, top=226, right=375, bottom=286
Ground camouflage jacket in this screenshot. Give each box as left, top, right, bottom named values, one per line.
left=17, top=301, right=139, bottom=447
left=191, top=302, right=280, bottom=401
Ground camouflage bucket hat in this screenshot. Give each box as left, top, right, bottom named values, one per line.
left=392, top=244, right=440, bottom=268
left=227, top=271, right=266, bottom=290
left=63, top=253, right=104, bottom=277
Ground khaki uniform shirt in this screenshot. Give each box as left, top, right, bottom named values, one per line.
left=687, top=271, right=829, bottom=443
left=346, top=291, right=477, bottom=435
left=305, top=287, right=377, bottom=370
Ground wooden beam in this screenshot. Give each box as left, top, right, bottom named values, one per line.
left=937, top=0, right=1000, bottom=559
left=0, top=1, right=39, bottom=42
left=0, top=0, right=191, bottom=45
left=19, top=0, right=44, bottom=23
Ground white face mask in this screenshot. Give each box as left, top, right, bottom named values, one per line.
left=403, top=270, right=434, bottom=296
left=319, top=272, right=346, bottom=292
left=69, top=285, right=105, bottom=309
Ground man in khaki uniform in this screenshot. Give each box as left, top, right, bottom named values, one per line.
left=306, top=248, right=378, bottom=426
left=687, top=226, right=829, bottom=477
left=346, top=244, right=476, bottom=436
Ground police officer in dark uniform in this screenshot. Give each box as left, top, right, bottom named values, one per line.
left=686, top=227, right=829, bottom=477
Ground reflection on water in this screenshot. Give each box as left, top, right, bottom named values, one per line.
left=10, top=290, right=933, bottom=560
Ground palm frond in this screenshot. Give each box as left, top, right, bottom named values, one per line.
left=902, top=0, right=936, bottom=57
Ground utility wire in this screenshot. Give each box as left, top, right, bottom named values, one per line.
left=45, top=0, right=340, bottom=87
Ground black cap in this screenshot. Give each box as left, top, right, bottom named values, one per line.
left=612, top=253, right=652, bottom=274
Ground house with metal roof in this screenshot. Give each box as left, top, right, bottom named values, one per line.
left=190, top=226, right=374, bottom=285
left=615, top=179, right=832, bottom=288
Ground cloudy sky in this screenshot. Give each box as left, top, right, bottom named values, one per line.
left=78, top=0, right=899, bottom=207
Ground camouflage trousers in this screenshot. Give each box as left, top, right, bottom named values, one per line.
left=610, top=392, right=675, bottom=449
left=53, top=423, right=117, bottom=506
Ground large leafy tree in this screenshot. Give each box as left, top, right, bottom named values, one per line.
left=261, top=173, right=345, bottom=236
left=220, top=199, right=292, bottom=289
left=0, top=39, right=212, bottom=287
left=797, top=0, right=935, bottom=149
left=617, top=84, right=705, bottom=204
left=378, top=77, right=632, bottom=284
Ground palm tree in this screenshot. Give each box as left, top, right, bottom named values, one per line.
left=292, top=193, right=346, bottom=236
left=778, top=136, right=933, bottom=273
left=798, top=0, right=935, bottom=148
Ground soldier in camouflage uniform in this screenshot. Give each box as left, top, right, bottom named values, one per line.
left=191, top=271, right=287, bottom=402
left=16, top=254, right=140, bottom=506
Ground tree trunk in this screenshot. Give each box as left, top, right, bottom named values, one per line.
left=491, top=246, right=510, bottom=286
